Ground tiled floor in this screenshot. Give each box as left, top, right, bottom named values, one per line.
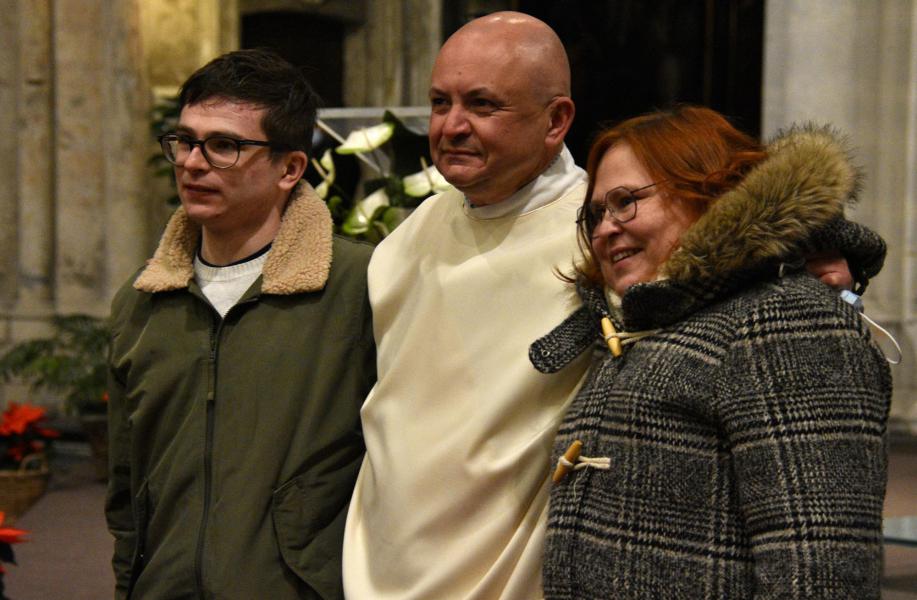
left=3, top=440, right=916, bottom=599
left=884, top=438, right=917, bottom=599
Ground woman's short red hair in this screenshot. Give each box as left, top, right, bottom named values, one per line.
left=574, top=105, right=767, bottom=287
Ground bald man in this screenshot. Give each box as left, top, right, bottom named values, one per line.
left=343, top=11, right=858, bottom=600
left=342, top=13, right=587, bottom=599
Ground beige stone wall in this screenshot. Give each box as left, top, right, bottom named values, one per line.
left=344, top=0, right=441, bottom=106
left=0, top=0, right=151, bottom=328
left=764, top=0, right=917, bottom=431
left=141, top=0, right=239, bottom=93
left=0, top=1, right=149, bottom=407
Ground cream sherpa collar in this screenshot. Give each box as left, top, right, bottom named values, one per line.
left=134, top=183, right=333, bottom=295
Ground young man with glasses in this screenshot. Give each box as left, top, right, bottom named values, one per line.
left=106, top=49, right=375, bottom=600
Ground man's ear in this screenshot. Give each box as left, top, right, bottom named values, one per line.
left=278, top=150, right=308, bottom=191
left=545, top=96, right=575, bottom=147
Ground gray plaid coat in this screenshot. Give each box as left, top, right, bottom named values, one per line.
left=531, top=126, right=892, bottom=599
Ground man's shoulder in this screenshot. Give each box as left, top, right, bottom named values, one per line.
left=332, top=234, right=374, bottom=265
left=555, top=179, right=588, bottom=207
left=112, top=265, right=150, bottom=303
left=376, top=188, right=460, bottom=247
left=402, top=187, right=460, bottom=224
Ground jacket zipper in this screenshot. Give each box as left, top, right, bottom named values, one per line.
left=194, top=314, right=222, bottom=600
left=191, top=294, right=258, bottom=599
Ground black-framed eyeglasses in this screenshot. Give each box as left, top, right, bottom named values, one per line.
left=158, top=133, right=288, bottom=169
left=577, top=181, right=662, bottom=233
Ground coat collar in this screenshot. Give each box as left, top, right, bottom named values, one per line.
left=619, top=124, right=861, bottom=329
left=134, top=182, right=333, bottom=295
left=531, top=125, right=883, bottom=373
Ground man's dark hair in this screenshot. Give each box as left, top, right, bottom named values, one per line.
left=178, top=48, right=320, bottom=157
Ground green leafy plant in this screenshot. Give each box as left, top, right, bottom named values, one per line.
left=310, top=110, right=451, bottom=243
left=0, top=315, right=109, bottom=416
left=149, top=94, right=181, bottom=207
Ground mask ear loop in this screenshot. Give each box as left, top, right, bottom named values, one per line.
left=841, top=290, right=902, bottom=364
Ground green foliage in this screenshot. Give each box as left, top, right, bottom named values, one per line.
left=311, top=110, right=450, bottom=244
left=0, top=315, right=110, bottom=415
left=149, top=95, right=181, bottom=207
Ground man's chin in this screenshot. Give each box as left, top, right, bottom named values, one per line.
left=437, top=166, right=484, bottom=192
left=180, top=202, right=222, bottom=226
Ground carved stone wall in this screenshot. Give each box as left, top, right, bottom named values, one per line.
left=764, top=0, right=917, bottom=430
left=0, top=1, right=150, bottom=330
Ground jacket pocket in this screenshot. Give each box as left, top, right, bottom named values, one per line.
left=126, top=480, right=151, bottom=600
left=271, top=471, right=353, bottom=600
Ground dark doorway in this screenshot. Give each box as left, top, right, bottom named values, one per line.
left=443, top=1, right=764, bottom=164
left=241, top=11, right=345, bottom=108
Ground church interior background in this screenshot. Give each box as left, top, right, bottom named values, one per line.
left=2, top=0, right=915, bottom=430
left=0, top=0, right=916, bottom=596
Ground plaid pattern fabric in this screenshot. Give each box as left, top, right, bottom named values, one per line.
left=532, top=126, right=892, bottom=599
left=539, top=274, right=891, bottom=599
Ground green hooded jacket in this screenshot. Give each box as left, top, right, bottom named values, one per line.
left=106, top=184, right=375, bottom=599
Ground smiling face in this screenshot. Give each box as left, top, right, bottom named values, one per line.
left=429, top=44, right=554, bottom=205
left=427, top=15, right=573, bottom=206
left=175, top=98, right=300, bottom=243
left=590, top=143, right=702, bottom=296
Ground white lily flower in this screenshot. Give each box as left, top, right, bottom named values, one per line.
left=402, top=165, right=451, bottom=197
left=312, top=149, right=336, bottom=199
left=335, top=122, right=395, bottom=154
left=342, top=188, right=390, bottom=234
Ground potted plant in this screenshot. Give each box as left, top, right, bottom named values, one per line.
left=0, top=403, right=58, bottom=522
left=307, top=110, right=451, bottom=243
left=0, top=315, right=109, bottom=479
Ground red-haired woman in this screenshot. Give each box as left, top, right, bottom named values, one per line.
left=531, top=106, right=891, bottom=598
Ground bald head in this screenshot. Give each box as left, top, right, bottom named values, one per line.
left=428, top=12, right=576, bottom=205
left=443, top=12, right=571, bottom=102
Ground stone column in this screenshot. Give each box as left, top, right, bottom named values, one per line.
left=53, top=0, right=108, bottom=315
left=15, top=0, right=55, bottom=324
left=344, top=0, right=442, bottom=106
left=0, top=3, right=21, bottom=317
left=764, top=0, right=917, bottom=430
left=102, top=1, right=154, bottom=299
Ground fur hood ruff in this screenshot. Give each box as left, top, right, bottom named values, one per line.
left=609, top=123, right=886, bottom=331
left=134, top=182, right=333, bottom=295
left=531, top=125, right=886, bottom=371
left=661, top=124, right=859, bottom=284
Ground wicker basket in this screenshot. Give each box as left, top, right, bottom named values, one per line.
left=0, top=453, right=50, bottom=523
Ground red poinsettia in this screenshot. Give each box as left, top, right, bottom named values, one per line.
left=0, top=511, right=28, bottom=599
left=0, top=403, right=59, bottom=469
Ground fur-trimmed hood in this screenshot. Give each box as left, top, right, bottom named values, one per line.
left=663, top=124, right=859, bottom=283
left=620, top=125, right=885, bottom=328
left=530, top=125, right=887, bottom=373
left=134, top=182, right=333, bottom=294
